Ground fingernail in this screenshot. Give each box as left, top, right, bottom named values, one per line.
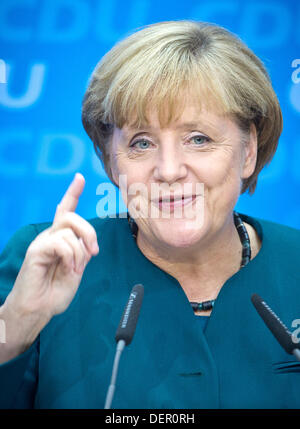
left=75, top=172, right=84, bottom=182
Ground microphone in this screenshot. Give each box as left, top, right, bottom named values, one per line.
left=251, top=294, right=300, bottom=362
left=115, top=283, right=144, bottom=346
left=104, top=284, right=144, bottom=409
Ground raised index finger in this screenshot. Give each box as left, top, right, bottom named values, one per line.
left=54, top=173, right=85, bottom=221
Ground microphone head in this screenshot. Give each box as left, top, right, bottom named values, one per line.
left=251, top=293, right=296, bottom=355
left=115, top=284, right=144, bottom=346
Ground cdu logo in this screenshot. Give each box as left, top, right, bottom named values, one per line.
left=0, top=62, right=46, bottom=109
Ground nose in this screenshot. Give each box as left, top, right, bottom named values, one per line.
left=153, top=142, right=188, bottom=183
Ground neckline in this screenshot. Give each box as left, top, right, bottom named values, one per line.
left=125, top=212, right=265, bottom=320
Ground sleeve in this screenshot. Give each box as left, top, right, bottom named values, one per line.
left=0, top=224, right=40, bottom=409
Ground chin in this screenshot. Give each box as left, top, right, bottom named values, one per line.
left=152, top=217, right=207, bottom=249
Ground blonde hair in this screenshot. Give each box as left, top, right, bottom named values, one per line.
left=82, top=20, right=282, bottom=194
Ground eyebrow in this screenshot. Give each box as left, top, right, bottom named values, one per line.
left=174, top=122, right=204, bottom=130
left=125, top=122, right=206, bottom=134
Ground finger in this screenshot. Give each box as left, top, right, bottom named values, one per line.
left=60, top=229, right=90, bottom=274
left=45, top=235, right=76, bottom=274
left=51, top=212, right=99, bottom=255
left=54, top=173, right=85, bottom=221
left=29, top=230, right=89, bottom=276
left=78, top=237, right=91, bottom=273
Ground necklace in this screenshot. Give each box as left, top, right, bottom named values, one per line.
left=127, top=211, right=251, bottom=313
left=190, top=211, right=251, bottom=312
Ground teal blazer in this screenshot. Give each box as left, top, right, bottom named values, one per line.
left=0, top=214, right=300, bottom=409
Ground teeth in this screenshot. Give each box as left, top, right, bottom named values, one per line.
left=159, top=196, right=193, bottom=203
left=162, top=196, right=190, bottom=200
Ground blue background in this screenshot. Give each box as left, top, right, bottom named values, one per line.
left=0, top=0, right=299, bottom=251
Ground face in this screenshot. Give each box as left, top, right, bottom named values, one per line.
left=109, top=103, right=257, bottom=253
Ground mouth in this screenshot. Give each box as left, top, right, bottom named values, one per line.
left=152, top=195, right=199, bottom=212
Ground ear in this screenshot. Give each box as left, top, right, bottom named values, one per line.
left=241, top=123, right=258, bottom=179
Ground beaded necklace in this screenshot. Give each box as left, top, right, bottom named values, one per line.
left=127, top=211, right=251, bottom=313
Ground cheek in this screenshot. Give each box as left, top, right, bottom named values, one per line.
left=197, top=150, right=243, bottom=211
left=112, top=154, right=154, bottom=191
left=110, top=153, right=139, bottom=186
left=195, top=151, right=239, bottom=187
left=110, top=156, right=151, bottom=206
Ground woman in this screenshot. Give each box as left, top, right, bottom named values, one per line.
left=0, top=20, right=299, bottom=409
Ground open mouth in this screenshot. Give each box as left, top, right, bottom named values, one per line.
left=152, top=195, right=199, bottom=212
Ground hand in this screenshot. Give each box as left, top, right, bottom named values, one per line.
left=5, top=173, right=99, bottom=324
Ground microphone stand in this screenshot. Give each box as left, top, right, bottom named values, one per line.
left=104, top=339, right=126, bottom=409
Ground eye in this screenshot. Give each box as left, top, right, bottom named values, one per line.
left=130, top=139, right=151, bottom=150
left=190, top=134, right=210, bottom=145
